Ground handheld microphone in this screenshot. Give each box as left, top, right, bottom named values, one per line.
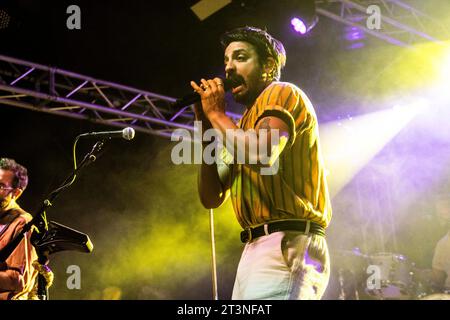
left=79, top=127, right=135, bottom=141
left=171, top=77, right=242, bottom=109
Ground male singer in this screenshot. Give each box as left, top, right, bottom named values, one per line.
left=191, top=26, right=332, bottom=299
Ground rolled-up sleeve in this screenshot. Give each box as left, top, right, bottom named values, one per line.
left=253, top=82, right=312, bottom=147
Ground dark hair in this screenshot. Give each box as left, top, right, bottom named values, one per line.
left=220, top=26, right=286, bottom=81
left=0, top=158, right=28, bottom=190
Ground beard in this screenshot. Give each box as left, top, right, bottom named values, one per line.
left=0, top=197, right=10, bottom=212
left=233, top=86, right=261, bottom=106
left=230, top=67, right=267, bottom=107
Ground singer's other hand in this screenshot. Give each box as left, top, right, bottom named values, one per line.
left=190, top=77, right=226, bottom=120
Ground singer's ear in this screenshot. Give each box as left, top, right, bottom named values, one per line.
left=11, top=188, right=23, bottom=201
left=263, top=57, right=275, bottom=75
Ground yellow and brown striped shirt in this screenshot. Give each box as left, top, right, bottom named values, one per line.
left=229, top=81, right=332, bottom=229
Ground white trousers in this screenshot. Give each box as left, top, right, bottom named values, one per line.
left=232, top=231, right=330, bottom=300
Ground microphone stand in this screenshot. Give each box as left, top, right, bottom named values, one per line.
left=209, top=209, right=219, bottom=300
left=0, top=138, right=106, bottom=300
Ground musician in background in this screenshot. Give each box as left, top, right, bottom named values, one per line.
left=431, top=195, right=450, bottom=293
left=0, top=157, right=38, bottom=299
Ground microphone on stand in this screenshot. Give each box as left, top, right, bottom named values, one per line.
left=171, top=77, right=242, bottom=109
left=78, top=127, right=135, bottom=141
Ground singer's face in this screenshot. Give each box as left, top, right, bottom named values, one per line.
left=224, top=41, right=267, bottom=106
left=0, top=169, right=16, bottom=212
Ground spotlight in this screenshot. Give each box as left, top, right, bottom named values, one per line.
left=291, top=17, right=307, bottom=34
left=291, top=16, right=318, bottom=34
left=288, top=0, right=318, bottom=35
left=321, top=101, right=428, bottom=197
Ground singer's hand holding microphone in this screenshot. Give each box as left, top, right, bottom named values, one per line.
left=172, top=76, right=241, bottom=115
left=190, top=77, right=226, bottom=120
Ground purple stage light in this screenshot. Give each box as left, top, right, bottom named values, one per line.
left=345, top=26, right=365, bottom=41
left=344, top=26, right=366, bottom=50
left=348, top=42, right=365, bottom=50
left=287, top=0, right=318, bottom=35
left=291, top=17, right=307, bottom=34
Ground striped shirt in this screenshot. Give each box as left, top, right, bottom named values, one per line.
left=229, top=81, right=332, bottom=229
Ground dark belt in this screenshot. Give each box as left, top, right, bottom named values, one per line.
left=240, top=220, right=325, bottom=243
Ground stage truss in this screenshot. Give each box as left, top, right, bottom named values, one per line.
left=315, top=0, right=448, bottom=47
left=0, top=54, right=241, bottom=139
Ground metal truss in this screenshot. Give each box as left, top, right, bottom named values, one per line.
left=0, top=54, right=241, bottom=139
left=315, top=0, right=448, bottom=47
